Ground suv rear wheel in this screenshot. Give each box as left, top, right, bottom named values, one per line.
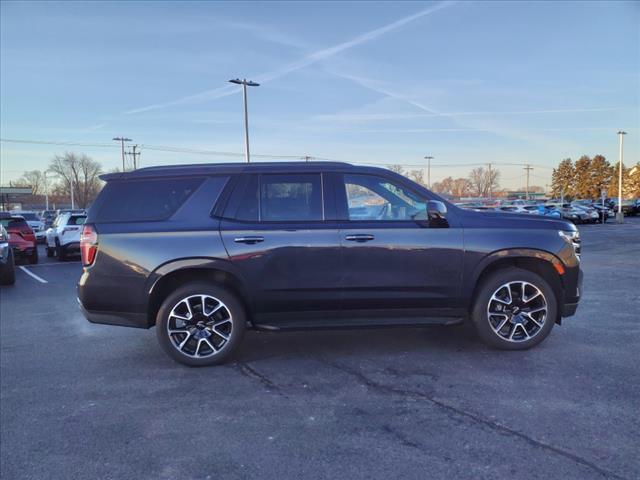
left=472, top=267, right=557, bottom=350
left=156, top=282, right=245, bottom=366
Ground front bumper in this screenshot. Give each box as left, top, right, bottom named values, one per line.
left=561, top=268, right=583, bottom=318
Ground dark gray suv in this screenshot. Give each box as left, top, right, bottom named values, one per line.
left=78, top=162, right=582, bottom=366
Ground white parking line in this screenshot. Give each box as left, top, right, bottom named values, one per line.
left=27, top=262, right=81, bottom=267
left=19, top=266, right=49, bottom=284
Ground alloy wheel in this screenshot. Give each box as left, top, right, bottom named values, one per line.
left=486, top=281, right=548, bottom=342
left=166, top=294, right=233, bottom=358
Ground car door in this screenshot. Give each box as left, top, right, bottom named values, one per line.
left=219, top=172, right=342, bottom=323
left=335, top=172, right=464, bottom=316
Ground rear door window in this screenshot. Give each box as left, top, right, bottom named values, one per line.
left=225, top=174, right=324, bottom=222
left=95, top=177, right=205, bottom=222
left=261, top=174, right=323, bottom=221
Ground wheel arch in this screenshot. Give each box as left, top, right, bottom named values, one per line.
left=468, top=249, right=565, bottom=324
left=146, top=258, right=252, bottom=327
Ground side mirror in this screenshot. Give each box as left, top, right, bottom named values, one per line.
left=427, top=200, right=447, bottom=217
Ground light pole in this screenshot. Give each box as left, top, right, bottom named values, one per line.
left=113, top=137, right=132, bottom=171
left=616, top=130, right=627, bottom=224
left=229, top=79, right=260, bottom=163
left=44, top=171, right=49, bottom=210
left=424, top=156, right=434, bottom=189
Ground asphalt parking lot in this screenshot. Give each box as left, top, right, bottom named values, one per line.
left=1, top=218, right=639, bottom=480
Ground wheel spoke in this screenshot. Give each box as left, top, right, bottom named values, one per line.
left=168, top=328, right=190, bottom=335
left=522, top=312, right=543, bottom=328
left=508, top=324, right=518, bottom=340
left=178, top=332, right=192, bottom=350
left=491, top=289, right=512, bottom=305
left=205, top=303, right=224, bottom=318
left=493, top=317, right=509, bottom=333
left=171, top=313, right=190, bottom=321
left=211, top=328, right=229, bottom=341
left=204, top=337, right=218, bottom=353
left=523, top=291, right=541, bottom=304
left=194, top=338, right=203, bottom=356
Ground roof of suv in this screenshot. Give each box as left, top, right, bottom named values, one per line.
left=100, top=161, right=365, bottom=181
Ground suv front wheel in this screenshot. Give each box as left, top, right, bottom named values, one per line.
left=472, top=267, right=557, bottom=350
left=156, top=282, right=245, bottom=366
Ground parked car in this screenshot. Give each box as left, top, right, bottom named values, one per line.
left=571, top=204, right=599, bottom=224
left=78, top=162, right=582, bottom=367
left=547, top=203, right=589, bottom=224
left=498, top=205, right=531, bottom=214
left=45, top=212, right=86, bottom=260
left=0, top=214, right=38, bottom=264
left=39, top=209, right=57, bottom=229
left=0, top=225, right=16, bottom=285
left=608, top=198, right=636, bottom=216
left=11, top=211, right=46, bottom=243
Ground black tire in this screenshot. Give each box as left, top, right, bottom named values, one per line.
left=56, top=240, right=66, bottom=261
left=156, top=282, right=245, bottom=367
left=29, top=247, right=38, bottom=265
left=471, top=267, right=557, bottom=350
left=0, top=250, right=16, bottom=286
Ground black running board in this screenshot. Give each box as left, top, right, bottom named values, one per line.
left=252, top=316, right=464, bottom=332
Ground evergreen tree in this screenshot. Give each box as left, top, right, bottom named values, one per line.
left=573, top=155, right=592, bottom=199
left=551, top=158, right=575, bottom=198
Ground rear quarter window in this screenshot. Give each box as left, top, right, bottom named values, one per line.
left=94, top=177, right=205, bottom=223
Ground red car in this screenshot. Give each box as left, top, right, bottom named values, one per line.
left=0, top=214, right=38, bottom=264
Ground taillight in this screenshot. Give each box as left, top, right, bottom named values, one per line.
left=80, top=224, right=98, bottom=267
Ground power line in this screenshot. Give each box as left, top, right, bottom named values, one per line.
left=0, top=137, right=562, bottom=171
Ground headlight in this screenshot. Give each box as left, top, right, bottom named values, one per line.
left=559, top=230, right=581, bottom=257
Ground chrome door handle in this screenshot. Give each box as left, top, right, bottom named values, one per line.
left=234, top=236, right=264, bottom=244
left=345, top=234, right=375, bottom=242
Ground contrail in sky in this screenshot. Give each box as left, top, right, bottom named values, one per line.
left=124, top=1, right=456, bottom=115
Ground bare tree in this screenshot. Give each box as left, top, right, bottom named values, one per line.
left=431, top=176, right=472, bottom=198
left=13, top=170, right=45, bottom=195
left=408, top=169, right=425, bottom=185
left=469, top=166, right=500, bottom=197
left=387, top=164, right=404, bottom=175
left=48, top=152, right=103, bottom=208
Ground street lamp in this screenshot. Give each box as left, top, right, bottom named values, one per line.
left=424, top=156, right=434, bottom=189
left=113, top=137, right=132, bottom=171
left=616, top=131, right=627, bottom=224
left=229, top=78, right=260, bottom=163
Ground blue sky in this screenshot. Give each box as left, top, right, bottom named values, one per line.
left=1, top=0, right=638, bottom=189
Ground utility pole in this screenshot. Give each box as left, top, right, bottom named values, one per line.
left=127, top=145, right=141, bottom=170
left=524, top=164, right=534, bottom=200
left=69, top=176, right=75, bottom=210
left=424, top=156, right=434, bottom=189
left=229, top=78, right=260, bottom=163
left=113, top=137, right=132, bottom=171
left=616, top=131, right=627, bottom=223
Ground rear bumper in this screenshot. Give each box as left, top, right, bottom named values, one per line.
left=62, top=241, right=80, bottom=252
left=11, top=245, right=35, bottom=257
left=78, top=299, right=149, bottom=329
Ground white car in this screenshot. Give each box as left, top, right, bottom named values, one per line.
left=45, top=212, right=87, bottom=260
left=11, top=211, right=46, bottom=242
